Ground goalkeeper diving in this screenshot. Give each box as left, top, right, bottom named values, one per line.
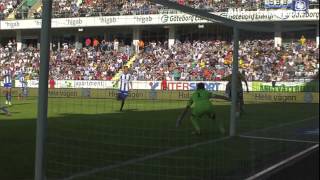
left=181, top=83, right=229, bottom=135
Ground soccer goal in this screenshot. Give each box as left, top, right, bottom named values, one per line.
left=34, top=0, right=319, bottom=180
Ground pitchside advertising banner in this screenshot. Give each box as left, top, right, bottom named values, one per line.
left=12, top=80, right=319, bottom=92
left=252, top=81, right=319, bottom=92
left=3, top=88, right=318, bottom=103
left=13, top=80, right=231, bottom=91
left=0, top=9, right=318, bottom=29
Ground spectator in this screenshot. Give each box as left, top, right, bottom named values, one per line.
left=85, top=38, right=91, bottom=47
left=93, top=38, right=100, bottom=49
left=49, top=77, right=55, bottom=89
left=161, top=76, right=167, bottom=90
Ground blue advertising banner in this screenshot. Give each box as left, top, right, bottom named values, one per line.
left=265, top=0, right=293, bottom=9
left=292, top=0, right=310, bottom=11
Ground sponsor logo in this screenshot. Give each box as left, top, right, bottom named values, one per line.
left=48, top=89, right=78, bottom=97
left=294, top=0, right=308, bottom=11
left=161, top=15, right=169, bottom=23
left=108, top=90, right=144, bottom=99
left=64, top=81, right=73, bottom=88
left=5, top=21, right=20, bottom=29
left=166, top=82, right=222, bottom=91
left=252, top=93, right=297, bottom=102
left=161, top=14, right=203, bottom=23
left=99, top=17, right=117, bottom=24
left=74, top=81, right=110, bottom=88
left=66, top=18, right=83, bottom=26
left=134, top=16, right=153, bottom=24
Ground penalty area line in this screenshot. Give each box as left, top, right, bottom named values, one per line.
left=239, top=135, right=319, bottom=144
left=245, top=144, right=319, bottom=180
left=241, top=116, right=319, bottom=136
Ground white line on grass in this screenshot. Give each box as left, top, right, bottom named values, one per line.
left=239, top=135, right=319, bottom=144
left=61, top=116, right=319, bottom=180
left=245, top=144, right=319, bottom=180
left=241, top=116, right=319, bottom=135
left=62, top=136, right=231, bottom=180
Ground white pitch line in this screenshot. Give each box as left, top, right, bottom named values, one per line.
left=61, top=116, right=319, bottom=180
left=245, top=144, right=319, bottom=180
left=62, top=136, right=231, bottom=180
left=239, top=135, right=319, bottom=144
left=242, top=116, right=319, bottom=135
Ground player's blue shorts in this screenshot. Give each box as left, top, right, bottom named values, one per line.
left=4, top=83, right=12, bottom=88
left=117, top=90, right=128, bottom=100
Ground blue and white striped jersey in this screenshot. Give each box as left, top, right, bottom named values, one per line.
left=3, top=69, right=12, bottom=84
left=18, top=72, right=27, bottom=88
left=119, top=73, right=131, bottom=92
left=19, top=72, right=25, bottom=83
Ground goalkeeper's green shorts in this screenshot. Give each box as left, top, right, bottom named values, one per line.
left=191, top=104, right=214, bottom=117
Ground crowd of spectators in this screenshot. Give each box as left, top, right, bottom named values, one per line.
left=131, top=39, right=319, bottom=82
left=0, top=39, right=132, bottom=80
left=50, top=0, right=164, bottom=18
left=1, top=37, right=318, bottom=82
left=34, top=0, right=320, bottom=19
left=1, top=0, right=318, bottom=20
left=0, top=0, right=21, bottom=20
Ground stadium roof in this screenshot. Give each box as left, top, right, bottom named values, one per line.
left=150, top=0, right=317, bottom=32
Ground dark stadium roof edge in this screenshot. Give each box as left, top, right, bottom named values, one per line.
left=150, top=0, right=317, bottom=32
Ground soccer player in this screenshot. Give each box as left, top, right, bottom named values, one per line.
left=224, top=71, right=249, bottom=117
left=0, top=101, right=10, bottom=116
left=2, top=64, right=13, bottom=106
left=18, top=71, right=28, bottom=100
left=116, top=66, right=132, bottom=111
left=187, top=83, right=228, bottom=135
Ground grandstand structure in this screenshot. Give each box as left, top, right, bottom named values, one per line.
left=0, top=0, right=319, bottom=51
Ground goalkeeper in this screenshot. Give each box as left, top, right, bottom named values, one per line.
left=187, top=83, right=228, bottom=135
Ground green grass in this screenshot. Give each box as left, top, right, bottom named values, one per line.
left=0, top=97, right=318, bottom=180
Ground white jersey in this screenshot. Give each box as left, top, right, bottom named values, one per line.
left=3, top=69, right=12, bottom=84
left=119, top=73, right=131, bottom=92
left=19, top=74, right=27, bottom=88
left=19, top=76, right=25, bottom=83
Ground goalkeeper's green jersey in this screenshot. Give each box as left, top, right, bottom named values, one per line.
left=188, top=89, right=212, bottom=107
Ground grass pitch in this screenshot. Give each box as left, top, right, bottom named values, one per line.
left=0, top=97, right=318, bottom=180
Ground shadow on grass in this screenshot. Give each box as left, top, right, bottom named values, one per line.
left=0, top=102, right=318, bottom=180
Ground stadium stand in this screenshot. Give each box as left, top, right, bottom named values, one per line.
left=0, top=0, right=319, bottom=82
left=0, top=39, right=318, bottom=81
left=0, top=0, right=22, bottom=20
left=1, top=0, right=319, bottom=19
